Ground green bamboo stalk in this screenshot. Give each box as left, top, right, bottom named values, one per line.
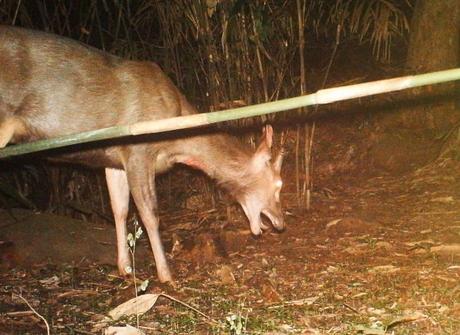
left=0, top=67, right=459, bottom=159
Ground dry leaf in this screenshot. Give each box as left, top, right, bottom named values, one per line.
left=431, top=244, right=460, bottom=256
left=354, top=325, right=385, bottom=334
left=105, top=325, right=145, bottom=335
left=430, top=196, right=454, bottom=203
left=367, top=307, right=386, bottom=316
left=261, top=282, right=283, bottom=303
left=368, top=265, right=400, bottom=274
left=326, top=219, right=342, bottom=228
left=386, top=311, right=427, bottom=329
left=216, top=265, right=236, bottom=285
left=405, top=240, right=435, bottom=247
left=108, top=294, right=160, bottom=320
left=375, top=241, right=392, bottom=250
left=285, top=296, right=319, bottom=306
left=39, top=275, right=61, bottom=288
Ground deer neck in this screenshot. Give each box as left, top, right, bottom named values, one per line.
left=170, top=133, right=253, bottom=196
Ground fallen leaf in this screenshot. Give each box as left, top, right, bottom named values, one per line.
left=216, top=265, right=236, bottom=285
left=325, top=217, right=376, bottom=236
left=108, top=294, right=160, bottom=320
left=261, top=282, right=283, bottom=303
left=386, top=311, right=427, bottom=330
left=352, top=292, right=368, bottom=299
left=431, top=244, right=460, bottom=256
left=405, top=240, right=435, bottom=248
left=375, top=241, right=392, bottom=250
left=344, top=243, right=368, bottom=255
left=367, top=307, right=386, bottom=316
left=326, top=219, right=342, bottom=228
left=267, top=296, right=318, bottom=309
left=354, top=324, right=385, bottom=334
left=368, top=265, right=400, bottom=274
left=278, top=324, right=295, bottom=333
left=430, top=196, right=454, bottom=203
left=286, top=296, right=319, bottom=306
left=105, top=325, right=145, bottom=335
left=327, top=265, right=339, bottom=273
left=39, top=275, right=61, bottom=288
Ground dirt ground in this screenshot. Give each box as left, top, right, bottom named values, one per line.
left=0, top=143, right=459, bottom=334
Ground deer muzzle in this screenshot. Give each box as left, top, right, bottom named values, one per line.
left=262, top=208, right=285, bottom=232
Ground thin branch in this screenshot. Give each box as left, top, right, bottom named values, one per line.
left=160, top=293, right=214, bottom=323
left=13, top=293, right=51, bottom=335
left=12, top=0, right=21, bottom=25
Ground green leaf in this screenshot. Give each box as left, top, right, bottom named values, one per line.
left=127, top=233, right=135, bottom=248
left=135, top=226, right=143, bottom=239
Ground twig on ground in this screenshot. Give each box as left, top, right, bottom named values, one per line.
left=13, top=293, right=50, bottom=335
left=160, top=293, right=212, bottom=320
left=343, top=302, right=360, bottom=314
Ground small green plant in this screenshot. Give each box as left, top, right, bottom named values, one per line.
left=127, top=216, right=149, bottom=328
left=367, top=237, right=377, bottom=250
left=226, top=313, right=246, bottom=335
left=225, top=301, right=251, bottom=335
left=127, top=216, right=149, bottom=295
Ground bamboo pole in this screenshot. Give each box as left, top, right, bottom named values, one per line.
left=1, top=67, right=459, bottom=159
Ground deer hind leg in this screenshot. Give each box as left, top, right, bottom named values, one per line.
left=105, top=168, right=132, bottom=276
left=125, top=154, right=172, bottom=283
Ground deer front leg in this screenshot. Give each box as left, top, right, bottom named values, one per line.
left=125, top=157, right=172, bottom=283
left=0, top=118, right=20, bottom=148
left=105, top=168, right=132, bottom=276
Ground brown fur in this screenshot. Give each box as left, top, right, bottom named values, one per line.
left=0, top=26, right=284, bottom=282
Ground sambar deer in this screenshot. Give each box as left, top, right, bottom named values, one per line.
left=0, top=26, right=284, bottom=282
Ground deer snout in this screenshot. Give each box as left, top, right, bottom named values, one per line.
left=262, top=208, right=285, bottom=232
left=271, top=216, right=285, bottom=232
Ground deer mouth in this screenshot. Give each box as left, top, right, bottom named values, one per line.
left=262, top=209, right=285, bottom=232
left=240, top=202, right=284, bottom=236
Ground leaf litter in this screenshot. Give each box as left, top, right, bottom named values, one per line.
left=0, top=158, right=459, bottom=334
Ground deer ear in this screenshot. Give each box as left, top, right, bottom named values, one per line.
left=263, top=124, right=273, bottom=149
left=252, top=125, right=273, bottom=171
left=254, top=125, right=273, bottom=155
left=273, top=149, right=284, bottom=173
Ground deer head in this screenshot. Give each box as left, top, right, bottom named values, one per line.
left=237, top=125, right=284, bottom=236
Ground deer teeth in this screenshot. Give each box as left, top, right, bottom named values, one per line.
left=260, top=220, right=269, bottom=230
